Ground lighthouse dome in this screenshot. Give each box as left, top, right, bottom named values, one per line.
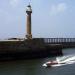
left=26, top=5, right=32, bottom=12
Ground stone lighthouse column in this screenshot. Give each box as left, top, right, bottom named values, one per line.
left=26, top=4, right=32, bottom=39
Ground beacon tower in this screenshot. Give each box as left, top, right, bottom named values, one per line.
left=26, top=4, right=32, bottom=39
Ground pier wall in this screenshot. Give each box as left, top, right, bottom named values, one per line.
left=0, top=38, right=62, bottom=60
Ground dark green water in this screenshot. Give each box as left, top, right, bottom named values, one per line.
left=0, top=48, right=75, bottom=75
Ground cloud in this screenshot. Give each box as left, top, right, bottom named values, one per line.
left=9, top=0, right=20, bottom=7
left=50, top=3, right=67, bottom=15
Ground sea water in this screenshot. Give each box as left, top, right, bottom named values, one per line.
left=0, top=48, right=75, bottom=75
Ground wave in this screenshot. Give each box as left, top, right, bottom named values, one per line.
left=55, top=54, right=75, bottom=67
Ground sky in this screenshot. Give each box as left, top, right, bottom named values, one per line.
left=0, top=0, right=75, bottom=39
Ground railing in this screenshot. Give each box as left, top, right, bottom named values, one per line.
left=44, top=38, right=75, bottom=44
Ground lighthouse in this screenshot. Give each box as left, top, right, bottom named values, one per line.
left=26, top=4, right=32, bottom=39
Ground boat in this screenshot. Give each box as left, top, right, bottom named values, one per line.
left=42, top=60, right=66, bottom=67
left=42, top=61, right=59, bottom=67
left=42, top=55, right=75, bottom=68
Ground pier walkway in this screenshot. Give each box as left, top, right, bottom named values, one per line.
left=44, top=38, right=75, bottom=48
left=44, top=38, right=75, bottom=43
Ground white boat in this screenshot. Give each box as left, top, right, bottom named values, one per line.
left=42, top=55, right=75, bottom=67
